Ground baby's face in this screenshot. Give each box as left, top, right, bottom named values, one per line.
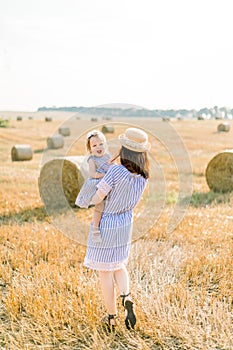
left=89, top=136, right=106, bottom=157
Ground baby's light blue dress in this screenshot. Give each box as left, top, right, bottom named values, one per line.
left=84, top=164, right=147, bottom=271
left=75, top=153, right=112, bottom=208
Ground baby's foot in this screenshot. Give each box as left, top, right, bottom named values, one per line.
left=92, top=229, right=102, bottom=243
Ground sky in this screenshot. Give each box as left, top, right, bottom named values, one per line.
left=1, top=0, right=233, bottom=111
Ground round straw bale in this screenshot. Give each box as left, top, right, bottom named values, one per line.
left=91, top=117, right=98, bottom=122
left=58, top=127, right=70, bottom=136
left=17, top=116, right=22, bottom=121
left=215, top=114, right=223, bottom=120
left=45, top=117, right=52, bottom=122
left=206, top=150, right=233, bottom=192
left=47, top=135, right=64, bottom=149
left=38, top=156, right=85, bottom=209
left=217, top=123, right=230, bottom=132
left=0, top=118, right=10, bottom=128
left=11, top=144, right=33, bottom=161
left=101, top=125, right=114, bottom=133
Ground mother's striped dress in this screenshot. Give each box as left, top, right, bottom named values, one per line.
left=84, top=164, right=147, bottom=271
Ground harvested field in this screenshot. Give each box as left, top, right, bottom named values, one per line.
left=0, top=113, right=232, bottom=350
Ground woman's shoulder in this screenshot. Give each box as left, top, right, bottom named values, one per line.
left=105, top=164, right=125, bottom=178
left=109, top=164, right=125, bottom=173
left=109, top=164, right=146, bottom=180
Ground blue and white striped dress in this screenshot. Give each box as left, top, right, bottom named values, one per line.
left=75, top=153, right=112, bottom=208
left=84, top=164, right=147, bottom=271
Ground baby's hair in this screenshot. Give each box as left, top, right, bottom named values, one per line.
left=86, top=130, right=106, bottom=152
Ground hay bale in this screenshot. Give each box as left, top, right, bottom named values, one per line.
left=217, top=123, right=230, bottom=132
left=47, top=135, right=64, bottom=149
left=162, top=117, right=170, bottom=121
left=45, top=117, right=52, bottom=122
left=91, top=117, right=98, bottom=122
left=58, top=127, right=70, bottom=136
left=38, top=156, right=85, bottom=209
left=101, top=125, right=114, bottom=133
left=206, top=150, right=233, bottom=192
left=0, top=118, right=10, bottom=128
left=11, top=144, right=33, bottom=161
left=17, top=116, right=22, bottom=121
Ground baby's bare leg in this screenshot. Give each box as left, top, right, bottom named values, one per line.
left=93, top=201, right=104, bottom=229
left=92, top=201, right=104, bottom=243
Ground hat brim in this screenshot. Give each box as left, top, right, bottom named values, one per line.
left=118, top=134, right=151, bottom=152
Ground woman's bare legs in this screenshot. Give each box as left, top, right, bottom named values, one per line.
left=113, top=265, right=136, bottom=329
left=99, top=267, right=136, bottom=329
left=98, top=271, right=117, bottom=315
left=113, top=265, right=130, bottom=299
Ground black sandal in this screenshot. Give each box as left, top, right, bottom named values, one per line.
left=102, top=313, right=117, bottom=333
left=120, top=293, right=136, bottom=330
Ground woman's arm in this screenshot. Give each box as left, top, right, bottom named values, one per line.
left=88, top=158, right=104, bottom=179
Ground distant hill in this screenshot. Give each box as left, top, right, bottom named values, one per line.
left=37, top=105, right=233, bottom=119
left=37, top=105, right=190, bottom=118
left=95, top=103, right=144, bottom=110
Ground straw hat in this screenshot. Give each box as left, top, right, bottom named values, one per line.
left=118, top=127, right=151, bottom=152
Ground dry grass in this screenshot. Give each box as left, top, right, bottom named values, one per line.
left=0, top=114, right=233, bottom=349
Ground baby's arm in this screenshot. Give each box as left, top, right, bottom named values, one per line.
left=88, top=158, right=105, bottom=179
left=108, top=152, right=120, bottom=164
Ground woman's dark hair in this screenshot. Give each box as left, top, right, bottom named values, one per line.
left=120, top=146, right=150, bottom=179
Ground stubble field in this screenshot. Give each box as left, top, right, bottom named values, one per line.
left=0, top=112, right=232, bottom=350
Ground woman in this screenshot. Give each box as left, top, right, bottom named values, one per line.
left=84, top=127, right=150, bottom=331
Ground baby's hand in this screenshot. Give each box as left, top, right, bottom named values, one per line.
left=93, top=171, right=105, bottom=179
left=108, top=153, right=119, bottom=164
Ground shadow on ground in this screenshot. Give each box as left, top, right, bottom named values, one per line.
left=34, top=148, right=47, bottom=154
left=0, top=206, right=49, bottom=224
left=188, top=190, right=232, bottom=207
